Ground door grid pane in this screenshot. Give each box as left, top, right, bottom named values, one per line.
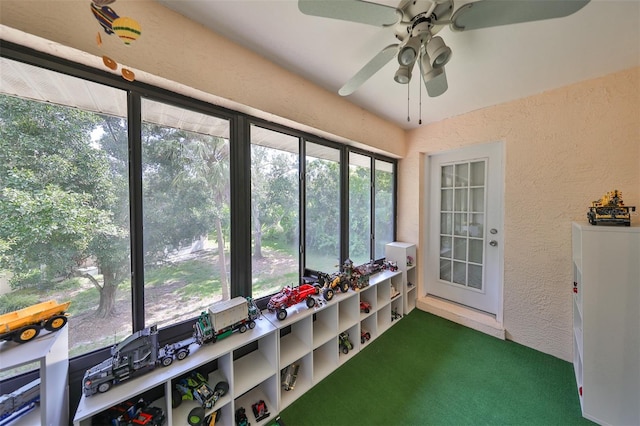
left=439, top=160, right=486, bottom=290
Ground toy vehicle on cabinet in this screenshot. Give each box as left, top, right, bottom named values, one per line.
left=193, top=297, right=260, bottom=344
left=587, top=189, right=635, bottom=226
left=360, top=330, right=371, bottom=344
left=338, top=332, right=353, bottom=354
left=235, top=407, right=249, bottom=426
left=251, top=400, right=270, bottom=422
left=175, top=371, right=228, bottom=409
left=83, top=324, right=194, bottom=397
left=95, top=397, right=166, bottom=426
left=267, top=284, right=318, bottom=320
left=83, top=297, right=259, bottom=397
left=316, top=271, right=350, bottom=301
left=0, top=300, right=70, bottom=344
left=0, top=378, right=40, bottom=425
left=359, top=301, right=372, bottom=313
left=281, top=363, right=300, bottom=391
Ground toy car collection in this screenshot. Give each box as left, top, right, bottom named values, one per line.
left=93, top=398, right=165, bottom=426
left=0, top=378, right=40, bottom=426
left=267, top=284, right=318, bottom=320
left=588, top=189, right=635, bottom=226
left=0, top=300, right=70, bottom=344
left=83, top=297, right=259, bottom=397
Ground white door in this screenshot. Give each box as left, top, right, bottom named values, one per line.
left=425, top=141, right=503, bottom=315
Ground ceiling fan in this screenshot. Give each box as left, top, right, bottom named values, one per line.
left=299, top=0, right=590, bottom=97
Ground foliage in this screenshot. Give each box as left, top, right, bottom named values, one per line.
left=0, top=292, right=39, bottom=314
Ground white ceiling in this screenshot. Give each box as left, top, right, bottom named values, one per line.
left=160, top=0, right=639, bottom=130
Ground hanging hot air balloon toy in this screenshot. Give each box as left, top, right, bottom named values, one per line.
left=90, top=0, right=142, bottom=81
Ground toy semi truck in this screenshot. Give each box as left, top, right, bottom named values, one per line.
left=83, top=297, right=260, bottom=397
left=194, top=297, right=260, bottom=344
left=0, top=300, right=70, bottom=344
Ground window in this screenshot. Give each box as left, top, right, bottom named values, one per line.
left=348, top=152, right=372, bottom=266
left=374, top=159, right=395, bottom=258
left=0, top=58, right=131, bottom=359
left=141, top=98, right=231, bottom=328
left=250, top=125, right=300, bottom=299
left=305, top=142, right=341, bottom=272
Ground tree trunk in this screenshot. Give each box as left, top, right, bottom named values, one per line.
left=84, top=264, right=120, bottom=318
left=215, top=217, right=229, bottom=300
left=252, top=199, right=263, bottom=259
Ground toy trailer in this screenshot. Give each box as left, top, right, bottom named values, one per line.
left=0, top=300, right=70, bottom=344
left=194, top=297, right=257, bottom=344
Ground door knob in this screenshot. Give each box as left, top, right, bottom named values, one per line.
left=489, top=240, right=498, bottom=247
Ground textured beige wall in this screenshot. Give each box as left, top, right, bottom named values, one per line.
left=0, top=0, right=405, bottom=157
left=399, top=67, right=640, bottom=361
left=2, top=1, right=639, bottom=361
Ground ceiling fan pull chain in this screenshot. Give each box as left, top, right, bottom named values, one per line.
left=407, top=82, right=410, bottom=122
left=419, top=77, right=423, bottom=125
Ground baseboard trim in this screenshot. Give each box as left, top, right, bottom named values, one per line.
left=417, top=295, right=505, bottom=340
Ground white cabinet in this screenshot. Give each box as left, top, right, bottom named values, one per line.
left=385, top=242, right=417, bottom=315
left=572, top=222, right=639, bottom=425
left=73, top=318, right=278, bottom=426
left=72, top=269, right=404, bottom=425
left=263, top=269, right=403, bottom=411
left=0, top=325, right=69, bottom=426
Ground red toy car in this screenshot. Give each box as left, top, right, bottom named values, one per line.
left=361, top=330, right=371, bottom=344
left=360, top=301, right=372, bottom=313
left=267, top=284, right=319, bottom=320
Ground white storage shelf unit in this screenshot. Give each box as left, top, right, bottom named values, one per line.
left=385, top=242, right=417, bottom=315
left=0, top=326, right=69, bottom=426
left=263, top=268, right=403, bottom=411
left=572, top=222, right=639, bottom=426
left=73, top=269, right=404, bottom=425
left=73, top=317, right=277, bottom=426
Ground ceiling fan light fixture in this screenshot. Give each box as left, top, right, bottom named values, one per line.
left=420, top=53, right=443, bottom=82
left=427, top=36, right=452, bottom=68
left=394, top=65, right=412, bottom=84
left=398, top=36, right=422, bottom=66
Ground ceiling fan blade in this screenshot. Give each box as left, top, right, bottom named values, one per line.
left=299, top=0, right=400, bottom=27
left=450, top=0, right=590, bottom=31
left=339, top=44, right=399, bottom=96
left=424, top=68, right=448, bottom=97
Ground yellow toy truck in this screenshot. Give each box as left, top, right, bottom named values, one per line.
left=0, top=300, right=70, bottom=344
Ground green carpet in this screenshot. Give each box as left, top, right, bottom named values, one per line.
left=279, top=310, right=592, bottom=426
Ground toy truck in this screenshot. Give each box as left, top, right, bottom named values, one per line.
left=83, top=297, right=260, bottom=397
left=267, top=284, right=318, bottom=320
left=0, top=300, right=70, bottom=344
left=83, top=324, right=193, bottom=396
left=193, top=297, right=260, bottom=344
left=0, top=378, right=40, bottom=425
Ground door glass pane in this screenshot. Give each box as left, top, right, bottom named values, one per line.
left=453, top=261, right=466, bottom=285
left=439, top=160, right=486, bottom=290
left=470, top=161, right=485, bottom=186
left=453, top=237, right=467, bottom=261
left=441, top=165, right=454, bottom=188
left=469, top=239, right=483, bottom=264
left=440, top=259, right=452, bottom=281
left=441, top=189, right=453, bottom=211
left=440, top=213, right=453, bottom=235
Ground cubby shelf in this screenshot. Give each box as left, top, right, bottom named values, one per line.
left=572, top=222, right=639, bottom=426
left=72, top=267, right=407, bottom=425
left=0, top=325, right=69, bottom=426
